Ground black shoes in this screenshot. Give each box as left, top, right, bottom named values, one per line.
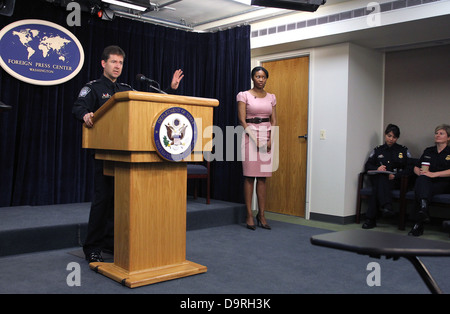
left=408, top=223, right=424, bottom=236
left=86, top=251, right=104, bottom=263
left=256, top=215, right=271, bottom=230
left=246, top=224, right=256, bottom=230
left=362, top=218, right=376, bottom=229
left=362, top=205, right=395, bottom=230
left=246, top=215, right=271, bottom=230
left=408, top=199, right=430, bottom=236
left=246, top=216, right=256, bottom=230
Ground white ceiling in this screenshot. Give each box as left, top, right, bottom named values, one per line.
left=77, top=0, right=450, bottom=52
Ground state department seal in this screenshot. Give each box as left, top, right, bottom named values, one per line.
left=153, top=107, right=197, bottom=162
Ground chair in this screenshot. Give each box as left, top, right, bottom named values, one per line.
left=187, top=160, right=210, bottom=204
left=355, top=171, right=410, bottom=229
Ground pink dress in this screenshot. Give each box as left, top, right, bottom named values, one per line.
left=237, top=90, right=276, bottom=177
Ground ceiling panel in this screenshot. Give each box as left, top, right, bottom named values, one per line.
left=144, top=0, right=259, bottom=27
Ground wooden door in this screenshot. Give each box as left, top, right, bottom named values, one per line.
left=263, top=56, right=309, bottom=217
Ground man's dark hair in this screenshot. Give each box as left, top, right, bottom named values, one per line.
left=101, top=45, right=126, bottom=62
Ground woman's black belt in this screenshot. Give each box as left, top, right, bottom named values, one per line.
left=246, top=117, right=270, bottom=124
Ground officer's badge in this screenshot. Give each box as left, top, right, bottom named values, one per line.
left=446, top=155, right=450, bottom=161
left=102, top=93, right=111, bottom=99
left=398, top=152, right=403, bottom=159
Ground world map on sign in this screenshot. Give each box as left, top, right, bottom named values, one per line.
left=12, top=28, right=71, bottom=62
left=0, top=19, right=84, bottom=86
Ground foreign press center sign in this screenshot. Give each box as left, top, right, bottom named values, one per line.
left=0, top=19, right=84, bottom=86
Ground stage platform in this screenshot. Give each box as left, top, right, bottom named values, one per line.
left=0, top=197, right=246, bottom=257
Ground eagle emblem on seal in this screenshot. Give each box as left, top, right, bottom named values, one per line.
left=164, top=118, right=187, bottom=148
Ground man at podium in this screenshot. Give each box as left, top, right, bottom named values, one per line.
left=72, top=45, right=184, bottom=263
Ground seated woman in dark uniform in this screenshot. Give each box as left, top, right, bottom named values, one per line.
left=408, top=124, right=450, bottom=236
left=362, top=124, right=411, bottom=229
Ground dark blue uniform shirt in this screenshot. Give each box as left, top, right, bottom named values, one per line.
left=72, top=75, right=134, bottom=122
left=416, top=145, right=450, bottom=183
left=365, top=143, right=411, bottom=179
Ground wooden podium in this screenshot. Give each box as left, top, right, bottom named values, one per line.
left=82, top=91, right=218, bottom=288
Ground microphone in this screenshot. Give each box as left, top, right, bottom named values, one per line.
left=136, top=74, right=167, bottom=94
left=136, top=74, right=156, bottom=83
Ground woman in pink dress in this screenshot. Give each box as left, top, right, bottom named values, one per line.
left=237, top=66, right=277, bottom=230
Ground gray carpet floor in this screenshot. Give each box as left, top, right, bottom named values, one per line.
left=1, top=219, right=449, bottom=295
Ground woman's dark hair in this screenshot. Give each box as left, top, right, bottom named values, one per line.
left=385, top=124, right=400, bottom=138
left=251, top=66, right=269, bottom=78
left=101, top=45, right=126, bottom=62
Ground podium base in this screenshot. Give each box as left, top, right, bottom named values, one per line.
left=90, top=260, right=207, bottom=288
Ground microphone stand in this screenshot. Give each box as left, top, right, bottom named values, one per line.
left=147, top=83, right=167, bottom=94
left=144, top=79, right=167, bottom=94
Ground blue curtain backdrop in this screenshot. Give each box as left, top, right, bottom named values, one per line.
left=0, top=1, right=250, bottom=207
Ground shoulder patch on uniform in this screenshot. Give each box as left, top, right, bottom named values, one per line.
left=78, top=86, right=91, bottom=98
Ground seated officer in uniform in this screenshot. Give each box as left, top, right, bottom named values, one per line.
left=362, top=124, right=411, bottom=229
left=408, top=124, right=450, bottom=236
left=72, top=45, right=184, bottom=263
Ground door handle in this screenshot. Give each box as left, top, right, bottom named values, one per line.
left=298, top=134, right=308, bottom=139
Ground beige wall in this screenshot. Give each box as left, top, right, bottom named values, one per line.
left=384, top=44, right=450, bottom=158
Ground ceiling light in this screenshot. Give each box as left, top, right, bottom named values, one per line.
left=101, top=0, right=148, bottom=11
